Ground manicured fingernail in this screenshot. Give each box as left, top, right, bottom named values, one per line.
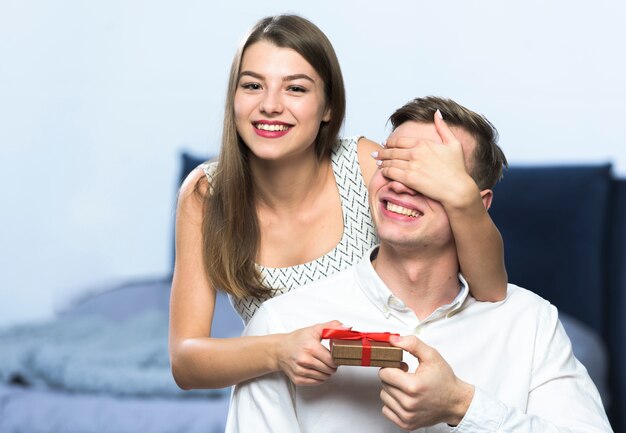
left=376, top=160, right=382, bottom=166
left=435, top=109, right=443, bottom=119
left=371, top=151, right=378, bottom=158
left=382, top=140, right=387, bottom=147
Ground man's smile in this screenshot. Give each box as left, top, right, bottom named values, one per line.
left=385, top=201, right=423, bottom=218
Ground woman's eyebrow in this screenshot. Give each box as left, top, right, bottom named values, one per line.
left=239, top=70, right=263, bottom=80
left=238, top=71, right=315, bottom=83
left=283, top=74, right=315, bottom=83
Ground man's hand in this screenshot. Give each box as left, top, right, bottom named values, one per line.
left=375, top=111, right=479, bottom=210
left=378, top=335, right=474, bottom=430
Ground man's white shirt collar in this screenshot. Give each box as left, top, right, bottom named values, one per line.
left=354, top=246, right=473, bottom=323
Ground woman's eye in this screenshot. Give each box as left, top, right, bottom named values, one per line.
left=241, top=82, right=262, bottom=90
left=287, top=86, right=306, bottom=93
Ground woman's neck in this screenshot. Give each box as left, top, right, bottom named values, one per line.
left=250, top=151, right=331, bottom=211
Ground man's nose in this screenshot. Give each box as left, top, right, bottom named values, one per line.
left=259, top=89, right=284, bottom=115
left=388, top=180, right=418, bottom=196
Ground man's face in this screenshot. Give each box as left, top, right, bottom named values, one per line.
left=368, top=121, right=478, bottom=250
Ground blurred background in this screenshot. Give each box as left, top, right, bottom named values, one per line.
left=1, top=0, right=625, bottom=328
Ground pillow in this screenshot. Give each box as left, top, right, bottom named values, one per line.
left=179, top=152, right=210, bottom=187
left=560, top=312, right=610, bottom=408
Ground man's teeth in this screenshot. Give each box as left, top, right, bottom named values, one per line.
left=255, top=123, right=290, bottom=132
left=386, top=202, right=421, bottom=218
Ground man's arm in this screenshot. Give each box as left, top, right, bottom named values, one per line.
left=379, top=313, right=612, bottom=433
left=224, top=306, right=302, bottom=433
left=452, top=306, right=612, bottom=432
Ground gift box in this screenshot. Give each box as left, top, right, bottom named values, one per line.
left=322, top=328, right=404, bottom=368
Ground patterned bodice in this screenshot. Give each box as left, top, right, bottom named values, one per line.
left=203, top=137, right=378, bottom=323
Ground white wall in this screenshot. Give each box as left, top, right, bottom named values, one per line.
left=1, top=0, right=625, bottom=327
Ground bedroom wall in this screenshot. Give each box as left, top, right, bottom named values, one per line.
left=1, top=0, right=625, bottom=327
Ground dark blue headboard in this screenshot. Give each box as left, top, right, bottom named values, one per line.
left=490, top=164, right=612, bottom=334
left=489, top=164, right=625, bottom=430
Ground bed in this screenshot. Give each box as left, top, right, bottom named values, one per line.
left=0, top=154, right=622, bottom=432
left=0, top=276, right=242, bottom=433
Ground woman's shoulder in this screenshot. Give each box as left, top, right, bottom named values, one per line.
left=335, top=135, right=377, bottom=150
left=355, top=136, right=382, bottom=161
left=333, top=136, right=381, bottom=186
left=334, top=136, right=380, bottom=160
left=177, top=164, right=211, bottom=214
left=199, top=159, right=218, bottom=179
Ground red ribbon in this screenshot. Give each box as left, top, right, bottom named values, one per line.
left=321, top=328, right=399, bottom=366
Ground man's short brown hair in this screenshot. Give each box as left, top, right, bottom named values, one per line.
left=389, top=96, right=508, bottom=189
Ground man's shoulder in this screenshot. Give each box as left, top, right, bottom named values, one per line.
left=245, top=267, right=359, bottom=334
left=263, top=267, right=357, bottom=312
left=506, top=283, right=550, bottom=303
left=499, top=283, right=556, bottom=318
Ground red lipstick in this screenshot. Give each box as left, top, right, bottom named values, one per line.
left=253, top=121, right=292, bottom=138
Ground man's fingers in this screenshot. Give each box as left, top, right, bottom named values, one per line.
left=380, top=376, right=409, bottom=403
left=381, top=402, right=412, bottom=431
left=380, top=389, right=408, bottom=417
left=389, top=335, right=436, bottom=363
left=379, top=363, right=410, bottom=389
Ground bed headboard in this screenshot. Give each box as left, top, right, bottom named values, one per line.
left=489, top=164, right=613, bottom=333
left=489, top=164, right=626, bottom=429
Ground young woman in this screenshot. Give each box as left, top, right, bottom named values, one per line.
left=169, top=14, right=507, bottom=389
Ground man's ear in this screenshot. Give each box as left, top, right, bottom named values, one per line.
left=480, top=189, right=493, bottom=210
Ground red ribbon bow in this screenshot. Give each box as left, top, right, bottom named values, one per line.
left=321, top=328, right=399, bottom=366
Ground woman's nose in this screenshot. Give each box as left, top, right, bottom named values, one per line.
left=259, top=89, right=283, bottom=115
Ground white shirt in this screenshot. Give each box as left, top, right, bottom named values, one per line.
left=225, top=247, right=612, bottom=433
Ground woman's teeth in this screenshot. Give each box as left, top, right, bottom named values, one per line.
left=255, top=123, right=290, bottom=131
left=386, top=202, right=421, bottom=218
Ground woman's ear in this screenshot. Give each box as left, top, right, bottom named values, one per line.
left=322, top=106, right=331, bottom=123
left=480, top=189, right=493, bottom=210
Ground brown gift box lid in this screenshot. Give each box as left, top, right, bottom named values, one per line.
left=330, top=339, right=403, bottom=368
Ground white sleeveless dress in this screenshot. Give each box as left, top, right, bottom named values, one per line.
left=203, top=136, right=378, bottom=323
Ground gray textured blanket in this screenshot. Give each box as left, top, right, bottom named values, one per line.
left=0, top=310, right=224, bottom=397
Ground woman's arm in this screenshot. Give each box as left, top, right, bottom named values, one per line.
left=435, top=174, right=507, bottom=302
left=357, top=119, right=507, bottom=302
left=169, top=168, right=338, bottom=389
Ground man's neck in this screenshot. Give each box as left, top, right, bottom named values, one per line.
left=373, top=244, right=461, bottom=320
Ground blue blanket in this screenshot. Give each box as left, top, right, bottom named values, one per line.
left=0, top=310, right=225, bottom=398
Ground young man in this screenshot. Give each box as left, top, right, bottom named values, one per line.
left=225, top=97, right=612, bottom=432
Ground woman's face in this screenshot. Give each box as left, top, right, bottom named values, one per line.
left=234, top=41, right=331, bottom=163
